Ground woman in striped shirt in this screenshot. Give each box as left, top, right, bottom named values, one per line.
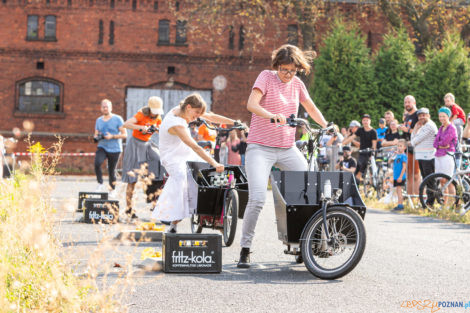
left=238, top=44, right=328, bottom=268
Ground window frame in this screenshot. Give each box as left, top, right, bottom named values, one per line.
left=44, top=15, right=57, bottom=41
left=158, top=19, right=170, bottom=45
left=175, top=20, right=187, bottom=45
left=26, top=15, right=39, bottom=40
left=15, top=77, right=64, bottom=116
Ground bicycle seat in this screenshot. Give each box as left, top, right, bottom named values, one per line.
left=296, top=140, right=307, bottom=149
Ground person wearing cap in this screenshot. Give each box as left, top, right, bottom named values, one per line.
left=433, top=107, right=458, bottom=205
left=398, top=95, right=420, bottom=195
left=376, top=118, right=388, bottom=149
left=336, top=145, right=357, bottom=173
left=122, top=96, right=164, bottom=218
left=444, top=93, right=466, bottom=168
left=344, top=120, right=361, bottom=148
left=343, top=114, right=377, bottom=183
left=411, top=107, right=438, bottom=183
left=93, top=99, right=127, bottom=197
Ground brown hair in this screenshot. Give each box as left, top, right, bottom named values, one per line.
left=141, top=107, right=158, bottom=118
left=397, top=139, right=407, bottom=146
left=179, top=93, right=207, bottom=113
left=271, top=44, right=316, bottom=75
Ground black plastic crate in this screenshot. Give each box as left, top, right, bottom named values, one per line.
left=162, top=233, right=222, bottom=273
left=77, top=192, right=108, bottom=211
left=83, top=199, right=119, bottom=224
left=187, top=162, right=248, bottom=218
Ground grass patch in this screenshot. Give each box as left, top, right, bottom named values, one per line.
left=0, top=139, right=129, bottom=312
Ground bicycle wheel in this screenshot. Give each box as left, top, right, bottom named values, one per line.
left=223, top=189, right=238, bottom=246
left=363, top=167, right=374, bottom=198
left=375, top=169, right=384, bottom=200
left=190, top=214, right=202, bottom=234
left=418, top=173, right=461, bottom=211
left=300, top=206, right=366, bottom=280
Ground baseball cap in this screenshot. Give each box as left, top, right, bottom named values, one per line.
left=362, top=114, right=371, bottom=119
left=379, top=118, right=385, bottom=124
left=148, top=96, right=164, bottom=115
left=416, top=107, right=430, bottom=115
left=349, top=120, right=361, bottom=128
left=342, top=145, right=351, bottom=151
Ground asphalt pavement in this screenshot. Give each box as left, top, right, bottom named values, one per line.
left=51, top=175, right=470, bottom=313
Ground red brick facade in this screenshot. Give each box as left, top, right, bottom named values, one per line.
left=0, top=0, right=387, bottom=173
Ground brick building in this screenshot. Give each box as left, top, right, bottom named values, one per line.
left=0, top=0, right=386, bottom=172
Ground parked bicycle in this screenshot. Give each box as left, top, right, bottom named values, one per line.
left=419, top=152, right=470, bottom=215
left=357, top=148, right=378, bottom=199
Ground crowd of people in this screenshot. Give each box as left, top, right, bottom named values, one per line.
left=329, top=93, right=465, bottom=211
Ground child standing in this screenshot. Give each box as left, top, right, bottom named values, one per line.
left=376, top=118, right=388, bottom=149
left=393, top=139, right=408, bottom=211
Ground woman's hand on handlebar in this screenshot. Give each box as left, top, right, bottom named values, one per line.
left=270, top=113, right=287, bottom=125
left=214, top=163, right=224, bottom=173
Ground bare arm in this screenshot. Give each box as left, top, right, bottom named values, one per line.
left=202, top=112, right=236, bottom=125
left=169, top=125, right=224, bottom=172
left=342, top=134, right=356, bottom=146
left=300, top=98, right=328, bottom=128
left=246, top=88, right=287, bottom=125
left=123, top=117, right=144, bottom=131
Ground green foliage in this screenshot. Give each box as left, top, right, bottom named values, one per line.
left=373, top=29, right=418, bottom=117
left=310, top=20, right=377, bottom=128
left=417, top=33, right=470, bottom=117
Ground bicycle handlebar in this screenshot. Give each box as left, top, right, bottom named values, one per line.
left=270, top=114, right=336, bottom=136
left=193, top=118, right=246, bottom=132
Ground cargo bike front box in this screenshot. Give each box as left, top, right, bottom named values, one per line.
left=187, top=161, right=248, bottom=246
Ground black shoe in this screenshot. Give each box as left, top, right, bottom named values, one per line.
left=125, top=208, right=138, bottom=219
left=237, top=248, right=251, bottom=268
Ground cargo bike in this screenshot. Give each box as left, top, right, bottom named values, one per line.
left=270, top=116, right=367, bottom=279
left=187, top=119, right=248, bottom=247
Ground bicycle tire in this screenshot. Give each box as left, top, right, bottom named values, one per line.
left=300, top=206, right=366, bottom=280
left=418, top=173, right=461, bottom=211
left=190, top=214, right=202, bottom=234
left=223, top=189, right=238, bottom=247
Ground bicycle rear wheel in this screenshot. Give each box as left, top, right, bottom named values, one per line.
left=418, top=173, right=462, bottom=211
left=223, top=189, right=238, bottom=246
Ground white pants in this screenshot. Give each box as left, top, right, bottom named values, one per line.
left=435, top=154, right=454, bottom=177
left=240, top=144, right=307, bottom=248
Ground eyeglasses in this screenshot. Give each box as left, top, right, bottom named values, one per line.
left=278, top=68, right=297, bottom=75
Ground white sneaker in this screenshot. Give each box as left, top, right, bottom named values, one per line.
left=109, top=189, right=117, bottom=198
left=96, top=183, right=107, bottom=192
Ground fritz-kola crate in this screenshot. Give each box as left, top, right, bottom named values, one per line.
left=162, top=233, right=222, bottom=273
left=78, top=192, right=108, bottom=211
left=83, top=199, right=119, bottom=224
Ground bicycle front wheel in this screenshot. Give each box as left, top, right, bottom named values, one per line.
left=300, top=206, right=366, bottom=280
left=419, top=173, right=461, bottom=211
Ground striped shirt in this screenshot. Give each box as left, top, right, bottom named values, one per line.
left=410, top=120, right=437, bottom=160
left=246, top=70, right=311, bottom=148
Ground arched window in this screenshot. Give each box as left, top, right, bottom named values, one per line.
left=17, top=78, right=62, bottom=113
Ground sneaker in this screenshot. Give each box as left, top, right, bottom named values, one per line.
left=167, top=223, right=177, bottom=233
left=237, top=248, right=251, bottom=268
left=108, top=189, right=117, bottom=198
left=96, top=183, right=107, bottom=193
left=392, top=204, right=404, bottom=211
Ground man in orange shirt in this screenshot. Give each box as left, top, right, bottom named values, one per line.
left=122, top=96, right=164, bottom=218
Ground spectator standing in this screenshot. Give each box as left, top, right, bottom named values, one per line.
left=411, top=108, right=437, bottom=180
left=433, top=107, right=458, bottom=207
left=93, top=99, right=127, bottom=197
left=233, top=127, right=248, bottom=166
left=384, top=111, right=395, bottom=128
left=344, top=120, right=361, bottom=148
left=343, top=114, right=377, bottom=183
left=444, top=93, right=465, bottom=141
left=336, top=145, right=357, bottom=173
left=376, top=118, right=388, bottom=149
left=382, top=120, right=404, bottom=147
left=392, top=139, right=408, bottom=211
left=462, top=114, right=470, bottom=147
left=398, top=95, right=420, bottom=195
left=433, top=107, right=457, bottom=176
